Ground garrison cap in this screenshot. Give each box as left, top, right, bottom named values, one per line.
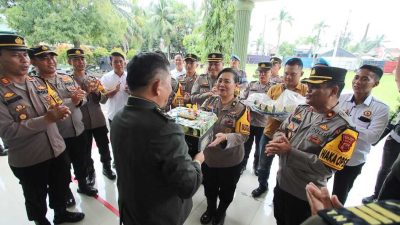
left=184, top=53, right=199, bottom=62
left=0, top=34, right=28, bottom=50
left=207, top=53, right=223, bottom=62
left=67, top=48, right=85, bottom=58
left=302, top=66, right=347, bottom=84
left=257, top=62, right=272, bottom=71
left=231, top=54, right=240, bottom=61
left=29, top=45, right=58, bottom=58
left=270, top=57, right=282, bottom=65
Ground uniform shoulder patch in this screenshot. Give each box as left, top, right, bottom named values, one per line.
left=318, top=200, right=400, bottom=225
left=235, top=104, right=250, bottom=135
left=319, top=127, right=358, bottom=170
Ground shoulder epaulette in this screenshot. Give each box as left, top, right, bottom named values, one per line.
left=154, top=107, right=173, bottom=121
left=0, top=77, right=12, bottom=86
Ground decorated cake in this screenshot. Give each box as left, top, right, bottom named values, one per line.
left=167, top=107, right=218, bottom=137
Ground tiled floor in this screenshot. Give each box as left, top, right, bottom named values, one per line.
left=0, top=137, right=385, bottom=225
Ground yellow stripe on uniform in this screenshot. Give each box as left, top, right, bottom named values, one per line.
left=347, top=207, right=381, bottom=225
left=235, top=108, right=250, bottom=135
left=357, top=205, right=393, bottom=223
left=367, top=203, right=400, bottom=222
left=46, top=81, right=63, bottom=106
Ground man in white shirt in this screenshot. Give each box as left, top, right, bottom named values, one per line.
left=332, top=64, right=389, bottom=204
left=170, top=54, right=186, bottom=79
left=100, top=52, right=129, bottom=125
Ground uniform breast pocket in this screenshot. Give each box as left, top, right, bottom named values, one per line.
left=219, top=116, right=236, bottom=133
left=357, top=117, right=371, bottom=129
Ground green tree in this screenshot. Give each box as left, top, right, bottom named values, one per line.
left=278, top=41, right=295, bottom=57
left=272, top=9, right=293, bottom=50
left=4, top=0, right=127, bottom=47
left=202, top=0, right=236, bottom=62
left=149, top=0, right=175, bottom=56
left=111, top=0, right=144, bottom=52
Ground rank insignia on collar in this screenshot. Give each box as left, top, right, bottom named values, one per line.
left=327, top=111, right=335, bottom=118
left=319, top=124, right=329, bottom=131
left=15, top=105, right=26, bottom=112
left=19, top=113, right=27, bottom=120
left=4, top=92, right=15, bottom=98
left=1, top=77, right=10, bottom=85
left=363, top=110, right=372, bottom=118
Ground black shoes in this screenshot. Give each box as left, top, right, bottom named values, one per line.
left=77, top=183, right=98, bottom=197
left=0, top=144, right=7, bottom=156
left=34, top=218, right=51, bottom=225
left=103, top=163, right=116, bottom=180
left=212, top=212, right=226, bottom=225
left=200, top=210, right=214, bottom=224
left=86, top=169, right=96, bottom=186
left=362, top=195, right=377, bottom=204
left=66, top=188, right=76, bottom=208
left=251, top=186, right=267, bottom=198
left=53, top=211, right=85, bottom=224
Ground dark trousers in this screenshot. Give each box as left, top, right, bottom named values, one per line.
left=273, top=184, right=311, bottom=225
left=108, top=119, right=112, bottom=129
left=257, top=134, right=275, bottom=189
left=10, top=152, right=70, bottom=221
left=202, top=163, right=242, bottom=213
left=374, top=137, right=400, bottom=197
left=65, top=131, right=88, bottom=182
left=378, top=153, right=400, bottom=201
left=332, top=163, right=365, bottom=204
left=242, top=125, right=264, bottom=169
left=86, top=126, right=112, bottom=171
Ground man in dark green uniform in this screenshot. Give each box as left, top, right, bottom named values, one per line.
left=111, top=52, right=204, bottom=225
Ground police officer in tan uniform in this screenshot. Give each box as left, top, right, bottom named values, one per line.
left=266, top=66, right=359, bottom=225
left=269, top=57, right=283, bottom=84
left=177, top=53, right=199, bottom=105
left=29, top=46, right=98, bottom=201
left=240, top=62, right=273, bottom=173
left=200, top=68, right=250, bottom=225
left=67, top=48, right=116, bottom=185
left=0, top=35, right=84, bottom=225
left=191, top=53, right=223, bottom=105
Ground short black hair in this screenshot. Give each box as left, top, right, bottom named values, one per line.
left=325, top=81, right=345, bottom=97
left=285, top=57, right=303, bottom=69
left=217, top=67, right=240, bottom=83
left=126, top=52, right=170, bottom=91
left=359, top=64, right=383, bottom=81
left=110, top=52, right=125, bottom=61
